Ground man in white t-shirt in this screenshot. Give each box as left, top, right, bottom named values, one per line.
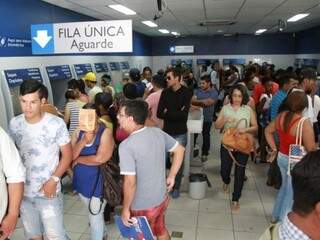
left=210, top=62, right=220, bottom=91
left=0, top=127, right=25, bottom=239
left=84, top=72, right=103, bottom=103
left=10, top=80, right=72, bottom=240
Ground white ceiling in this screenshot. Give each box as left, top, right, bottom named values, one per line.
left=42, top=0, right=320, bottom=36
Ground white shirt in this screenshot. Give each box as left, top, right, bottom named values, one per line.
left=210, top=70, right=219, bottom=90
left=312, top=95, right=320, bottom=123
left=10, top=113, right=70, bottom=198
left=0, top=127, right=25, bottom=222
left=88, top=85, right=103, bottom=103
left=260, top=93, right=272, bottom=110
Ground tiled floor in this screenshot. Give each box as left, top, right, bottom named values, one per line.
left=11, top=129, right=277, bottom=239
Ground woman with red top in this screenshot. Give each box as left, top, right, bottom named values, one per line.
left=265, top=90, right=316, bottom=223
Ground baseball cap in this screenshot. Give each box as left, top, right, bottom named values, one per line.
left=84, top=72, right=97, bottom=82
left=300, top=68, right=317, bottom=80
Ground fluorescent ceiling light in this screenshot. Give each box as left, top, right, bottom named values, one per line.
left=217, top=30, right=224, bottom=33
left=171, top=31, right=180, bottom=36
left=158, top=29, right=170, bottom=34
left=141, top=21, right=158, bottom=28
left=255, top=29, right=267, bottom=34
left=108, top=4, right=136, bottom=15
left=287, top=13, right=310, bottom=22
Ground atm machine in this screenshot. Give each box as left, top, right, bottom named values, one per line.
left=120, top=61, right=130, bottom=74
left=1, top=68, right=52, bottom=126
left=109, top=62, right=122, bottom=93
left=196, top=59, right=219, bottom=79
left=0, top=83, right=9, bottom=131
left=45, top=64, right=73, bottom=111
left=94, top=62, right=109, bottom=86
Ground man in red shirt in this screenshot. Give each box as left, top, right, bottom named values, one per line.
left=252, top=81, right=279, bottom=104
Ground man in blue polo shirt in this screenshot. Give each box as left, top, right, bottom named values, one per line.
left=192, top=75, right=218, bottom=162
left=270, top=73, right=298, bottom=121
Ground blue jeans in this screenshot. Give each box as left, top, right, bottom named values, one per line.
left=166, top=134, right=187, bottom=191
left=20, top=194, right=69, bottom=240
left=79, top=194, right=107, bottom=240
left=271, top=152, right=293, bottom=221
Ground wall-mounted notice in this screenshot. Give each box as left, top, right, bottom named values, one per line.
left=223, top=58, right=246, bottom=65
left=169, top=45, right=194, bottom=54
left=109, top=62, right=120, bottom=71
left=4, top=68, right=43, bottom=87
left=74, top=64, right=93, bottom=77
left=120, top=61, right=130, bottom=70
left=46, top=65, right=72, bottom=81
left=31, top=20, right=133, bottom=54
left=171, top=59, right=193, bottom=68
left=94, top=63, right=109, bottom=73
left=196, top=59, right=219, bottom=65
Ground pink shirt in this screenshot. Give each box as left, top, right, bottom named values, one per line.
left=146, top=89, right=163, bottom=129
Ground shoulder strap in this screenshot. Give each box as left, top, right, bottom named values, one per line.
left=295, top=117, right=308, bottom=145
left=287, top=116, right=302, bottom=133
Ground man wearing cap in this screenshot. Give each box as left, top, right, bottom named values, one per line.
left=84, top=72, right=102, bottom=103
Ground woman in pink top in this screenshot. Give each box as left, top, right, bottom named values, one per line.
left=145, top=74, right=166, bottom=129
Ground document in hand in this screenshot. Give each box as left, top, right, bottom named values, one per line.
left=114, top=215, right=154, bottom=240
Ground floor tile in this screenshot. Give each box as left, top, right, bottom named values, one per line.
left=167, top=224, right=196, bottom=240
left=165, top=210, right=198, bottom=227
left=233, top=215, right=269, bottom=233
left=64, top=214, right=89, bottom=233
left=197, top=228, right=234, bottom=240
left=234, top=231, right=262, bottom=240
left=199, top=199, right=231, bottom=214
left=168, top=196, right=199, bottom=212
left=67, top=232, right=82, bottom=240
left=232, top=200, right=265, bottom=217
left=67, top=200, right=88, bottom=215
left=198, top=212, right=233, bottom=231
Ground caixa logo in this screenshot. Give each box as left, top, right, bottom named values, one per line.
left=0, top=36, right=7, bottom=47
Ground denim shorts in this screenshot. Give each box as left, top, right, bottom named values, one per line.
left=20, top=194, right=69, bottom=240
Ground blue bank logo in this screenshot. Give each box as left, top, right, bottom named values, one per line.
left=31, top=24, right=54, bottom=54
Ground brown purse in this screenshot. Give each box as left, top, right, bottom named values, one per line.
left=222, top=118, right=254, bottom=156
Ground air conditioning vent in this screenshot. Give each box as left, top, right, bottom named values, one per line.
left=199, top=20, right=237, bottom=26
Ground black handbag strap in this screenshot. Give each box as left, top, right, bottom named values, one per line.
left=88, top=166, right=104, bottom=216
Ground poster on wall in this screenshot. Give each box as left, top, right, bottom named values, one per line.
left=73, top=63, right=93, bottom=78
left=109, top=62, right=121, bottom=71
left=31, top=20, right=133, bottom=54
left=223, top=58, right=246, bottom=65
left=171, top=59, right=193, bottom=68
left=94, top=62, right=109, bottom=73
left=46, top=65, right=72, bottom=81
left=4, top=68, right=43, bottom=87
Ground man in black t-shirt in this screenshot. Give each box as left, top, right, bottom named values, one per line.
left=157, top=67, right=193, bottom=199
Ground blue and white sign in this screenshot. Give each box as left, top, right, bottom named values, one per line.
left=169, top=45, right=194, bottom=54
left=4, top=68, right=43, bottom=87
left=31, top=20, right=132, bottom=55
left=94, top=63, right=109, bottom=73
left=223, top=58, right=246, bottom=65
left=120, top=61, right=130, bottom=70
left=171, top=59, right=193, bottom=68
left=46, top=65, right=72, bottom=81
left=196, top=59, right=219, bottom=65
left=73, top=64, right=93, bottom=77
left=109, top=62, right=120, bottom=71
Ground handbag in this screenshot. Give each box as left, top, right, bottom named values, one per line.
left=222, top=118, right=255, bottom=155
left=266, top=153, right=282, bottom=189
left=287, top=117, right=307, bottom=175
left=101, top=160, right=123, bottom=207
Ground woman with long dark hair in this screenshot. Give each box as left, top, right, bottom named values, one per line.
left=265, top=90, right=316, bottom=222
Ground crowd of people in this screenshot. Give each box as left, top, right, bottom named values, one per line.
left=0, top=61, right=320, bottom=240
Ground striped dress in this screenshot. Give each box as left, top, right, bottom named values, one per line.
left=65, top=100, right=85, bottom=135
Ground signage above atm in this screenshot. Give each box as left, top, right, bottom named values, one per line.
left=46, top=65, right=72, bottom=81
left=109, top=62, right=120, bottom=71
left=4, top=68, right=43, bottom=87
left=169, top=45, right=194, bottom=54
left=223, top=58, right=246, bottom=65
left=74, top=64, right=93, bottom=77
left=94, top=63, right=109, bottom=73
left=120, top=61, right=130, bottom=70
left=31, top=20, right=133, bottom=55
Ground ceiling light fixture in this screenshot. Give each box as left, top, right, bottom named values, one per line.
left=255, top=29, right=267, bottom=34
left=158, top=29, right=170, bottom=34
left=287, top=13, right=310, bottom=22
left=171, top=32, right=180, bottom=36
left=217, top=30, right=224, bottom=33
left=141, top=21, right=158, bottom=27
left=108, top=4, right=136, bottom=15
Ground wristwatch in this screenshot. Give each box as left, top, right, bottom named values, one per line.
left=50, top=175, right=60, bottom=183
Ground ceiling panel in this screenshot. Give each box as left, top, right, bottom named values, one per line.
left=42, top=0, right=320, bottom=35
